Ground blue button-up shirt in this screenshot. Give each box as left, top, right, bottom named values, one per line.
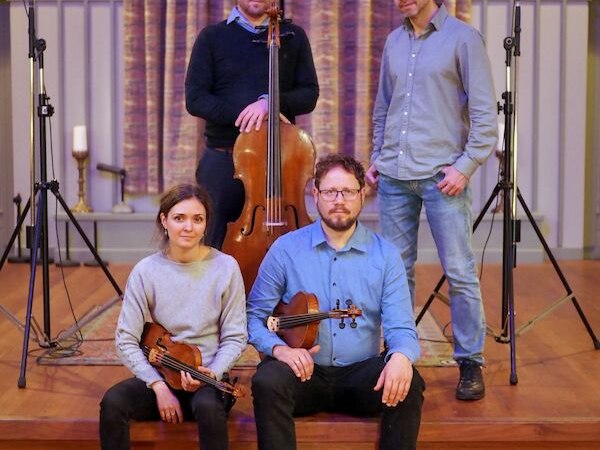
left=371, top=4, right=498, bottom=180
left=247, top=220, right=420, bottom=366
left=227, top=6, right=268, bottom=34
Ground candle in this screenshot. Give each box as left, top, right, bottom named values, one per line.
left=73, top=125, right=88, bottom=153
left=497, top=121, right=505, bottom=150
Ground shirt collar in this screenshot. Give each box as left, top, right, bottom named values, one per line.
left=310, top=219, right=370, bottom=253
left=227, top=6, right=269, bottom=34
left=403, top=3, right=448, bottom=34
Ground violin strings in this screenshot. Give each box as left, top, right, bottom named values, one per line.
left=277, top=313, right=330, bottom=328
left=142, top=347, right=232, bottom=393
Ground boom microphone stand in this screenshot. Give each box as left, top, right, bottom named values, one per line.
left=0, top=1, right=123, bottom=388
left=415, top=1, right=599, bottom=385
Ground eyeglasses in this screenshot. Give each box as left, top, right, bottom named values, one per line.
left=318, top=188, right=361, bottom=201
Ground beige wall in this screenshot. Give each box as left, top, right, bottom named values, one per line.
left=5, top=0, right=594, bottom=259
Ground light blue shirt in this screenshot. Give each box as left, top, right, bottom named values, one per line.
left=247, top=220, right=420, bottom=366
left=371, top=4, right=498, bottom=180
left=227, top=6, right=268, bottom=34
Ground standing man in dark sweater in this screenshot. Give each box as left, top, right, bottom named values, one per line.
left=185, top=0, right=319, bottom=249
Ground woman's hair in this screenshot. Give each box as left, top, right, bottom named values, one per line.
left=314, top=153, right=366, bottom=189
left=156, top=183, right=213, bottom=248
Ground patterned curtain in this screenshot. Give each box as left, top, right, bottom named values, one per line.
left=123, top=0, right=471, bottom=194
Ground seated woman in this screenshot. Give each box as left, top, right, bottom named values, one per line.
left=100, top=183, right=247, bottom=450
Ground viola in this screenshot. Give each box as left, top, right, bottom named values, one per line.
left=222, top=2, right=316, bottom=294
left=140, top=322, right=246, bottom=399
left=266, top=291, right=362, bottom=349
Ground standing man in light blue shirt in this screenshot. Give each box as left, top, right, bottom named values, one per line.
left=366, top=0, right=498, bottom=401
left=248, top=154, right=425, bottom=450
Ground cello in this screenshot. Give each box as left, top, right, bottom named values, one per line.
left=222, top=2, right=316, bottom=293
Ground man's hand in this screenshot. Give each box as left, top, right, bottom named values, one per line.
left=235, top=99, right=292, bottom=133
left=373, top=353, right=413, bottom=407
left=151, top=380, right=184, bottom=423
left=366, top=165, right=379, bottom=189
left=180, top=366, right=215, bottom=393
left=273, top=344, right=321, bottom=382
left=436, top=165, right=468, bottom=196
left=235, top=98, right=269, bottom=133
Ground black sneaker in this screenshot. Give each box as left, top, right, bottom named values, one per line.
left=456, top=360, right=485, bottom=401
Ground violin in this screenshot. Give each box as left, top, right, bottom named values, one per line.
left=266, top=291, right=363, bottom=349
left=140, top=322, right=246, bottom=399
left=222, top=2, right=316, bottom=294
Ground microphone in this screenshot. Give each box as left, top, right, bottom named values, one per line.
left=96, top=163, right=126, bottom=176
left=514, top=1, right=521, bottom=56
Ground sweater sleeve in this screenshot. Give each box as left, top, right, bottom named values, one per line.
left=206, top=257, right=248, bottom=380
left=279, top=26, right=319, bottom=120
left=115, top=264, right=163, bottom=386
left=185, top=26, right=242, bottom=125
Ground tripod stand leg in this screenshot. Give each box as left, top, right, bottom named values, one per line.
left=507, top=277, right=518, bottom=384
left=0, top=197, right=32, bottom=270
left=50, top=187, right=123, bottom=297
left=417, top=183, right=503, bottom=324
left=18, top=199, right=45, bottom=388
left=517, top=190, right=600, bottom=348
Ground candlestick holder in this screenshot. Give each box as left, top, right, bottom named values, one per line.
left=71, top=150, right=93, bottom=213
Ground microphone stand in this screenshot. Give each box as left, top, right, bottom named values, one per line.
left=415, top=1, right=599, bottom=384
left=0, top=1, right=123, bottom=388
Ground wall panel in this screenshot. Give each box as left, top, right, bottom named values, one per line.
left=7, top=0, right=592, bottom=259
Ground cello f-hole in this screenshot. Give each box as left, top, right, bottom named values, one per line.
left=240, top=205, right=266, bottom=236
left=284, top=204, right=301, bottom=229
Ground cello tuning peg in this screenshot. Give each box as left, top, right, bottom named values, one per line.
left=339, top=319, right=346, bottom=330
left=350, top=317, right=357, bottom=329
left=345, top=299, right=352, bottom=307
left=336, top=299, right=341, bottom=309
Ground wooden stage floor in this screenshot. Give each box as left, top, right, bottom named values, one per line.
left=0, top=259, right=599, bottom=449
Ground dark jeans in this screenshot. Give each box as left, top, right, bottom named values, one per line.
left=196, top=147, right=245, bottom=249
left=99, top=377, right=229, bottom=450
left=252, top=356, right=425, bottom=450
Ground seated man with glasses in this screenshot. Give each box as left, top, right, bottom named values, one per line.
left=247, top=153, right=425, bottom=450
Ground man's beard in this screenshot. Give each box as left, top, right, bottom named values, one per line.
left=317, top=205, right=358, bottom=232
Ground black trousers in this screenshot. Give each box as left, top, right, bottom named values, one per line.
left=252, top=356, right=425, bottom=450
left=99, top=377, right=229, bottom=450
left=195, top=147, right=244, bottom=249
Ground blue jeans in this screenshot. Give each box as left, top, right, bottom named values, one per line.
left=378, top=173, right=485, bottom=364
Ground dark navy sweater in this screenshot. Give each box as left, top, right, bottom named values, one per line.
left=185, top=20, right=319, bottom=148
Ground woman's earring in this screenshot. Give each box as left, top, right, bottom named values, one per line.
left=164, top=228, right=168, bottom=237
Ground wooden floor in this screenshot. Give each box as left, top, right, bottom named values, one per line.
left=0, top=258, right=599, bottom=449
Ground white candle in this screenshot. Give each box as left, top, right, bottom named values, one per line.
left=73, top=125, right=88, bottom=153
left=496, top=121, right=505, bottom=150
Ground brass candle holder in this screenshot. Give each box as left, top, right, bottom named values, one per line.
left=71, top=149, right=93, bottom=213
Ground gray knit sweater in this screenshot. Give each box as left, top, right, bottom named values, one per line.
left=115, top=249, right=247, bottom=385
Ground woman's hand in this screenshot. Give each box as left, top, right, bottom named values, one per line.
left=151, top=380, right=183, bottom=423
left=180, top=366, right=215, bottom=393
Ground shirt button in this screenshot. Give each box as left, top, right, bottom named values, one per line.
left=407, top=93, right=410, bottom=96
left=412, top=53, right=416, bottom=57
left=400, top=151, right=404, bottom=155
left=333, top=357, right=336, bottom=361
left=333, top=282, right=336, bottom=286
left=333, top=257, right=337, bottom=261
left=408, top=72, right=413, bottom=76
left=402, top=130, right=406, bottom=134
